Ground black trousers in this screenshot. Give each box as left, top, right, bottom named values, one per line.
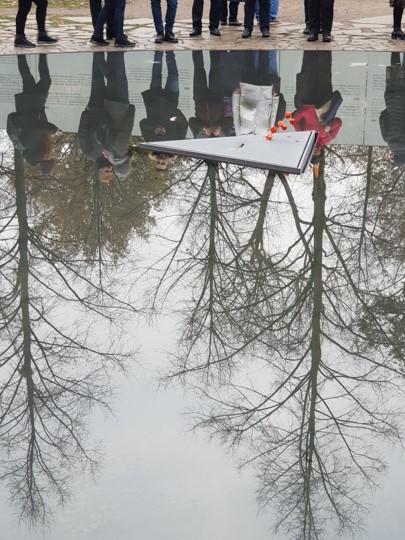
left=16, top=0, right=48, bottom=35
left=308, top=0, right=334, bottom=34
left=244, top=0, right=269, bottom=31
left=89, top=0, right=114, bottom=34
left=192, top=0, right=221, bottom=30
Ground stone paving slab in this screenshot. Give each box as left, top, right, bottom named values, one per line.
left=0, top=13, right=404, bottom=56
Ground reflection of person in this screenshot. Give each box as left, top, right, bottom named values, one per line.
left=189, top=0, right=221, bottom=36
left=140, top=51, right=188, bottom=171
left=14, top=0, right=58, bottom=48
left=380, top=53, right=405, bottom=167
left=151, top=0, right=179, bottom=43
left=306, top=0, right=333, bottom=42
left=189, top=51, right=232, bottom=138
left=7, top=55, right=62, bottom=176
left=390, top=0, right=405, bottom=40
left=232, top=50, right=286, bottom=135
left=79, top=52, right=135, bottom=182
left=242, top=0, right=270, bottom=38
left=292, top=51, right=342, bottom=158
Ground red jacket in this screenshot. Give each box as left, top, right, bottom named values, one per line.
left=292, top=105, right=342, bottom=147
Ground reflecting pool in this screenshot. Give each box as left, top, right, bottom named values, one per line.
left=1, top=48, right=405, bottom=540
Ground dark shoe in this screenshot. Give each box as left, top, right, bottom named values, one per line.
left=307, top=33, right=318, bottom=42
left=90, top=35, right=109, bottom=45
left=155, top=31, right=164, bottom=43
left=322, top=33, right=332, bottom=42
left=228, top=20, right=242, bottom=26
left=37, top=32, right=58, bottom=44
left=220, top=20, right=227, bottom=25
left=242, top=28, right=252, bottom=38
left=261, top=28, right=270, bottom=38
left=392, top=29, right=405, bottom=40
left=114, top=37, right=135, bottom=47
left=164, top=31, right=178, bottom=43
left=189, top=27, right=202, bottom=36
left=14, top=34, right=36, bottom=48
left=303, top=24, right=310, bottom=35
left=210, top=28, right=221, bottom=36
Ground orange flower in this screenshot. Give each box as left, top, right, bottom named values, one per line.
left=270, top=125, right=278, bottom=133
left=285, top=112, right=292, bottom=118
left=265, top=133, right=273, bottom=140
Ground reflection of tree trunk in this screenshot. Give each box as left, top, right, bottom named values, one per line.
left=304, top=160, right=326, bottom=522
left=14, top=148, right=37, bottom=494
left=248, top=171, right=275, bottom=253
left=358, top=146, right=372, bottom=264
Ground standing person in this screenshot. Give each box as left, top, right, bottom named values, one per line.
left=390, top=0, right=405, bottom=39
left=306, top=0, right=333, bottom=42
left=89, top=0, right=115, bottom=40
left=7, top=55, right=62, bottom=175
left=189, top=0, right=221, bottom=36
left=380, top=53, right=405, bottom=167
left=220, top=0, right=242, bottom=25
left=151, top=0, right=179, bottom=43
left=90, top=0, right=134, bottom=47
left=242, top=0, right=270, bottom=38
left=14, top=0, right=58, bottom=48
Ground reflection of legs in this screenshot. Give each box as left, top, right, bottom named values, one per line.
left=17, top=55, right=36, bottom=92
left=151, top=50, right=163, bottom=91
left=106, top=52, right=128, bottom=103
left=165, top=51, right=179, bottom=94
left=37, top=54, right=51, bottom=91
left=193, top=50, right=208, bottom=99
left=300, top=51, right=332, bottom=107
left=89, top=52, right=106, bottom=107
left=208, top=51, right=222, bottom=98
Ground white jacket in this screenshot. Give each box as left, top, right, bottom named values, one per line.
left=232, top=82, right=280, bottom=136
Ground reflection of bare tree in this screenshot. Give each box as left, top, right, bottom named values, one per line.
left=0, top=149, right=134, bottom=529
left=151, top=148, right=405, bottom=539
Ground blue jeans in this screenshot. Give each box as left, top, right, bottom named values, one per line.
left=94, top=0, right=126, bottom=40
left=151, top=0, right=178, bottom=33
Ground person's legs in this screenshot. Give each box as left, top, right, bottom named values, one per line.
left=191, top=0, right=204, bottom=29
left=33, top=0, right=48, bottom=33
left=229, top=1, right=239, bottom=22
left=220, top=0, right=228, bottom=23
left=270, top=0, right=279, bottom=20
left=244, top=0, right=255, bottom=32
left=164, top=0, right=178, bottom=33
left=208, top=0, right=220, bottom=29
left=113, top=0, right=126, bottom=41
left=151, top=0, right=164, bottom=32
left=321, top=0, right=333, bottom=35
left=258, top=0, right=270, bottom=32
left=392, top=6, right=405, bottom=38
left=90, top=0, right=102, bottom=26
left=16, top=0, right=32, bottom=35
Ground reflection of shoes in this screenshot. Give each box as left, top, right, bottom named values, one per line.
left=242, top=28, right=252, bottom=38
left=37, top=32, right=58, bottom=44
left=270, top=17, right=281, bottom=24
left=220, top=20, right=227, bottom=25
left=14, top=34, right=36, bottom=47
left=210, top=28, right=221, bottom=36
left=189, top=27, right=201, bottom=36
left=90, top=35, right=109, bottom=45
left=322, top=33, right=332, bottom=42
left=261, top=28, right=270, bottom=37
left=164, top=31, right=178, bottom=43
left=228, top=20, right=243, bottom=26
left=392, top=28, right=405, bottom=39
left=307, top=33, right=318, bottom=42
left=114, top=37, right=135, bottom=47
left=303, top=24, right=310, bottom=34
left=155, top=31, right=164, bottom=43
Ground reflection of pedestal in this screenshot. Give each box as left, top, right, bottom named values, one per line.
left=139, top=131, right=318, bottom=175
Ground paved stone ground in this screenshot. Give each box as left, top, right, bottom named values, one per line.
left=0, top=0, right=404, bottom=55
